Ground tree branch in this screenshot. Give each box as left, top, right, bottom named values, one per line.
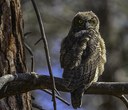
left=1, top=73, right=128, bottom=98
left=1, top=73, right=128, bottom=109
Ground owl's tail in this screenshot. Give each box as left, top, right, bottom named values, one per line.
left=71, top=88, right=84, bottom=109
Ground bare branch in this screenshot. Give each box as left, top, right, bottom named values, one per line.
left=86, top=82, right=128, bottom=95
left=0, top=74, right=15, bottom=89
left=24, top=32, right=34, bottom=72
left=24, top=32, right=32, bottom=39
left=24, top=42, right=34, bottom=72
left=30, top=0, right=58, bottom=109
left=1, top=73, right=128, bottom=109
left=34, top=38, right=42, bottom=45
left=115, top=95, right=128, bottom=109
left=43, top=89, right=70, bottom=106
left=24, top=35, right=70, bottom=106
left=1, top=73, right=128, bottom=97
left=32, top=102, right=45, bottom=110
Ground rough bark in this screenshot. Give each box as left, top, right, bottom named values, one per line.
left=0, top=0, right=31, bottom=110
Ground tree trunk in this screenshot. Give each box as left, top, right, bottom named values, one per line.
left=0, top=0, right=31, bottom=109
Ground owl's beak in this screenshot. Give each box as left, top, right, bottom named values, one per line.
left=85, top=22, right=91, bottom=29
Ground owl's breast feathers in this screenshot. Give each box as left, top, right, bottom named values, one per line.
left=60, top=29, right=106, bottom=87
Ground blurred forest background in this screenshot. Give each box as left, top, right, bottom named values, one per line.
left=21, top=0, right=128, bottom=110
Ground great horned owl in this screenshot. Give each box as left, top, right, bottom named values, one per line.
left=60, top=11, right=106, bottom=109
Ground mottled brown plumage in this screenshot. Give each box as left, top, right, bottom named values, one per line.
left=60, top=11, right=106, bottom=109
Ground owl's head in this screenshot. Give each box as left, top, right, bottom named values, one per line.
left=71, top=11, right=99, bottom=32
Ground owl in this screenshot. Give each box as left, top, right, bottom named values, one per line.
left=60, top=11, right=106, bottom=109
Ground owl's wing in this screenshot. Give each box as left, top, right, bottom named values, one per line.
left=60, top=32, right=89, bottom=69
left=72, top=35, right=102, bottom=87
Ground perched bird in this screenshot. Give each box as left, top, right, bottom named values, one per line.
left=60, top=11, right=106, bottom=109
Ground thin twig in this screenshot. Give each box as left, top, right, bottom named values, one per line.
left=24, top=32, right=34, bottom=72
left=115, top=95, right=128, bottom=109
left=30, top=1, right=58, bottom=109
left=35, top=37, right=42, bottom=45
left=43, top=89, right=70, bottom=106
left=24, top=38, right=60, bottom=97
left=24, top=40, right=69, bottom=106
left=30, top=0, right=60, bottom=98
left=24, top=32, right=32, bottom=39
left=32, top=102, right=45, bottom=110
left=24, top=42, right=34, bottom=72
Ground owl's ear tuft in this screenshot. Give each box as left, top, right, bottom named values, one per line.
left=75, top=12, right=81, bottom=17
left=88, top=11, right=94, bottom=14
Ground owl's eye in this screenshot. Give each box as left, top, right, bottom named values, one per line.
left=88, top=19, right=95, bottom=24
left=78, top=20, right=83, bottom=24
left=88, top=17, right=97, bottom=25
